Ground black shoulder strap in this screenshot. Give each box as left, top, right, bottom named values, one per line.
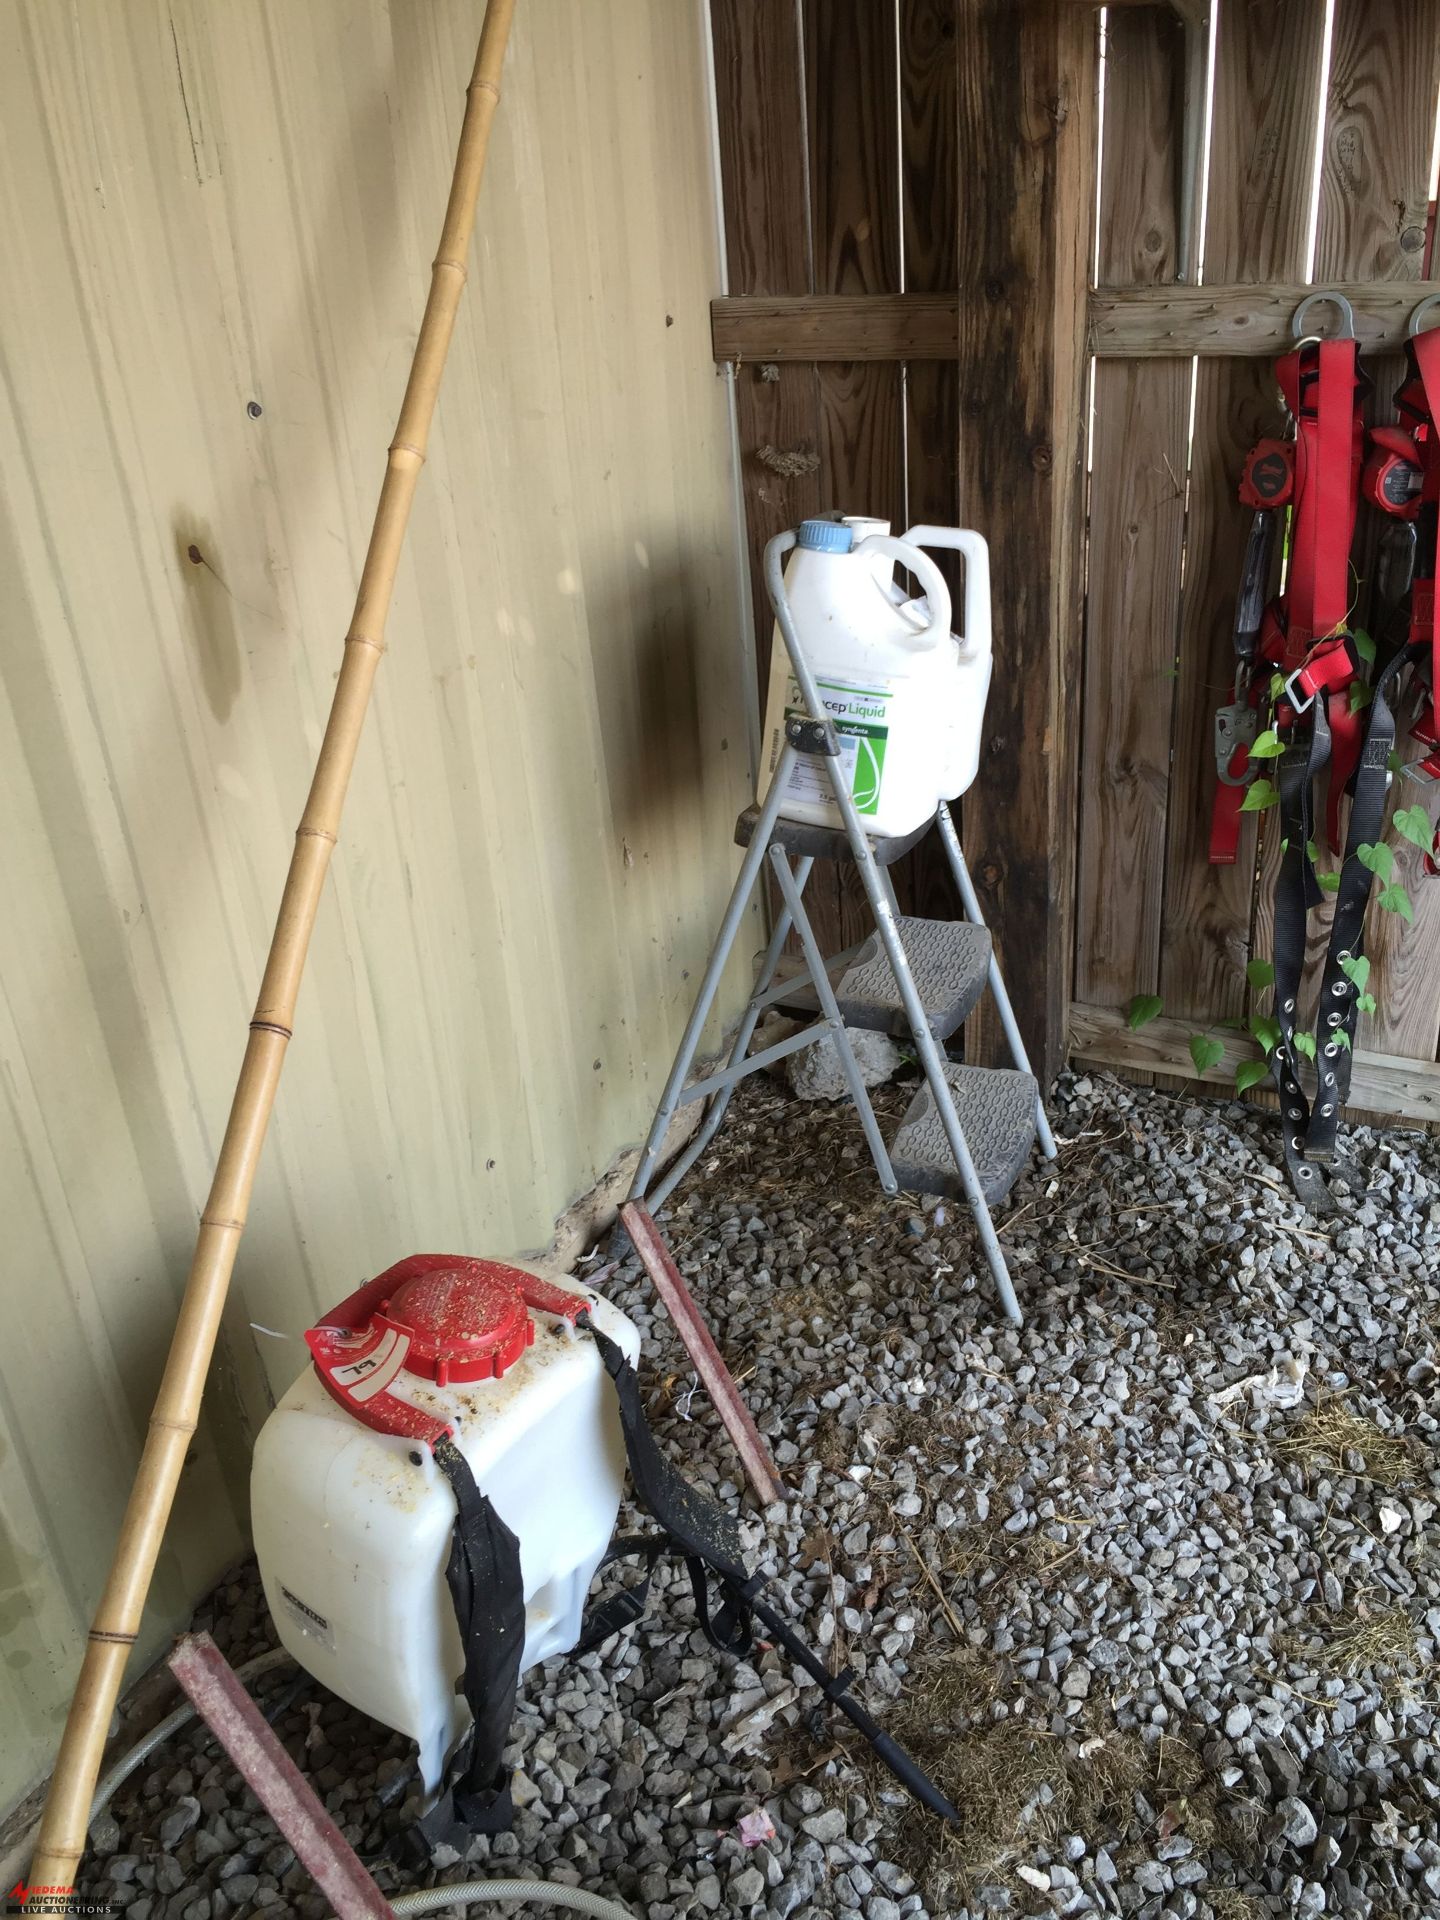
left=581, top=1318, right=960, bottom=1827
left=405, top=1436, right=526, bottom=1859
left=587, top=1324, right=750, bottom=1586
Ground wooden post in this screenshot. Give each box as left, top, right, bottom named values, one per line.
left=955, top=0, right=1097, bottom=1084
left=28, top=0, right=516, bottom=1890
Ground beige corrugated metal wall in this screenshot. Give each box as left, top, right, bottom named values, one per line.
left=0, top=0, right=755, bottom=1812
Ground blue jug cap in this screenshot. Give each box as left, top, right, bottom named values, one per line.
left=797, top=518, right=853, bottom=553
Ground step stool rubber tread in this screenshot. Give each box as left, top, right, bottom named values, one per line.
left=889, top=1063, right=1038, bottom=1207
left=834, top=919, right=992, bottom=1041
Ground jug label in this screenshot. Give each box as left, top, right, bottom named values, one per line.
left=279, top=1582, right=335, bottom=1652
left=777, top=674, right=891, bottom=815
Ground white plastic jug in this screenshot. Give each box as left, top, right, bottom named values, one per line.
left=758, top=517, right=993, bottom=838
left=251, top=1255, right=639, bottom=1793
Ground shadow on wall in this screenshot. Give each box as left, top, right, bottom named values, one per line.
left=582, top=543, right=714, bottom=854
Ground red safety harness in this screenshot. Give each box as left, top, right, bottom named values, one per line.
left=1211, top=319, right=1368, bottom=865
left=1210, top=293, right=1440, bottom=1208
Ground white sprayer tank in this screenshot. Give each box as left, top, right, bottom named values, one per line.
left=758, top=517, right=993, bottom=838
left=251, top=1254, right=639, bottom=1792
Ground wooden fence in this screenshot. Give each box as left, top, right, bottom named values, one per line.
left=710, top=0, right=1440, bottom=1126
left=1071, top=0, right=1440, bottom=1127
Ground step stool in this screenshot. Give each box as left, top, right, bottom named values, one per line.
left=628, top=528, right=1057, bottom=1325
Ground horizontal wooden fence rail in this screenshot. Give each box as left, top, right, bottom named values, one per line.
left=714, top=283, right=1440, bottom=367
left=1070, top=1005, right=1440, bottom=1130
left=1090, top=281, right=1440, bottom=358
left=711, top=294, right=958, bottom=362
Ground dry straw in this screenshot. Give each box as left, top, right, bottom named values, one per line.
left=30, top=0, right=518, bottom=1887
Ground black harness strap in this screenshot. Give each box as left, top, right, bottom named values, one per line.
left=1268, top=642, right=1422, bottom=1210
left=1306, top=658, right=1406, bottom=1167
left=1271, top=710, right=1335, bottom=1208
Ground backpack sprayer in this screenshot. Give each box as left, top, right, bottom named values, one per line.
left=252, top=1255, right=960, bottom=1854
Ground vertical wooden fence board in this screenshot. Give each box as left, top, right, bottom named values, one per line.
left=1313, top=0, right=1440, bottom=1063
left=1159, top=0, right=1328, bottom=1027
left=711, top=0, right=823, bottom=705
left=900, top=0, right=961, bottom=548
left=957, top=0, right=1098, bottom=1081
left=805, top=0, right=906, bottom=950
left=1316, top=0, right=1438, bottom=284
left=1075, top=6, right=1189, bottom=1021
left=897, top=0, right=964, bottom=926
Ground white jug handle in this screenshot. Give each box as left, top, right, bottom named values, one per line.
left=851, top=534, right=952, bottom=648
left=901, top=525, right=992, bottom=663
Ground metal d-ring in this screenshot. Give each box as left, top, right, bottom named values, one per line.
left=1408, top=292, right=1440, bottom=338
left=1291, top=290, right=1357, bottom=343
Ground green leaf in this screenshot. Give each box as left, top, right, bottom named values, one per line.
left=1392, top=803, right=1436, bottom=852
left=1126, top=993, right=1164, bottom=1031
left=1379, top=881, right=1414, bottom=923
left=1246, top=957, right=1276, bottom=992
left=1241, top=778, right=1280, bottom=813
left=1270, top=672, right=1287, bottom=701
left=1189, top=1033, right=1225, bottom=1077
left=1235, top=1058, right=1269, bottom=1094
left=1334, top=1029, right=1352, bottom=1052
left=1348, top=679, right=1374, bottom=714
left=1388, top=749, right=1406, bottom=776
left=1293, top=1032, right=1317, bottom=1061
left=1353, top=627, right=1376, bottom=665
left=1357, top=991, right=1378, bottom=1016
left=1339, top=953, right=1370, bottom=993
left=1316, top=869, right=1341, bottom=892
left=1248, top=728, right=1285, bottom=761
left=1249, top=1012, right=1282, bottom=1056
left=1357, top=841, right=1395, bottom=880
left=1306, top=839, right=1320, bottom=863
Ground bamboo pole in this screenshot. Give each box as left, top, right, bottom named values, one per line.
left=29, top=1, right=517, bottom=1890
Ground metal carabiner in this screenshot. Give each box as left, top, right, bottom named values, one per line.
left=1408, top=292, right=1440, bottom=338
left=1291, top=290, right=1357, bottom=344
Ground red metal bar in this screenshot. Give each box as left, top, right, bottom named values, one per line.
left=619, top=1200, right=783, bottom=1505
left=167, top=1634, right=394, bottom=1919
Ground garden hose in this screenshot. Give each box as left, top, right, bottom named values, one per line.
left=390, top=1880, right=635, bottom=1917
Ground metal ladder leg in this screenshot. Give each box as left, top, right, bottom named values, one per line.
left=630, top=743, right=800, bottom=1203
left=762, top=534, right=1024, bottom=1324
left=644, top=851, right=816, bottom=1212
left=936, top=801, right=1058, bottom=1160
left=769, top=847, right=897, bottom=1194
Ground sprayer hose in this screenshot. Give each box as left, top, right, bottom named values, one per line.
left=88, top=1647, right=296, bottom=1825
left=87, top=1652, right=635, bottom=1917
left=390, top=1881, right=635, bottom=1917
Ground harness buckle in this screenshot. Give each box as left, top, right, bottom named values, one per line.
left=1282, top=634, right=1360, bottom=719
left=1281, top=664, right=1317, bottom=716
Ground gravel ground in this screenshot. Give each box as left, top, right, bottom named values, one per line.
left=78, top=1069, right=1440, bottom=1920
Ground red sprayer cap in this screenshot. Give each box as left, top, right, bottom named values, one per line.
left=305, top=1254, right=591, bottom=1443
